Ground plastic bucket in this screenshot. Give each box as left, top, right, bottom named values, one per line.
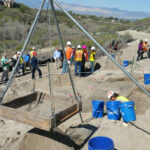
left=123, top=60, right=128, bottom=67
left=119, top=101, right=136, bottom=122
left=144, top=73, right=150, bottom=85
left=92, top=100, right=104, bottom=118
left=88, top=136, right=114, bottom=150
left=106, top=101, right=121, bottom=120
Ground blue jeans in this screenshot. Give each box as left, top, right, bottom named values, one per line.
left=74, top=61, right=82, bottom=76
left=62, top=60, right=67, bottom=73
left=17, top=64, right=25, bottom=75
left=111, top=54, right=116, bottom=59
left=70, top=55, right=74, bottom=65
left=32, top=67, right=42, bottom=79
left=90, top=61, right=94, bottom=73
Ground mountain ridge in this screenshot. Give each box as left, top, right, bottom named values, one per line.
left=15, top=0, right=150, bottom=19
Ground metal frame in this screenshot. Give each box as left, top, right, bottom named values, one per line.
left=53, top=0, right=150, bottom=98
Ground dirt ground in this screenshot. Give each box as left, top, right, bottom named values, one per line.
left=0, top=30, right=150, bottom=150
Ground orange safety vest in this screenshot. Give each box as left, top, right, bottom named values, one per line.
left=66, top=46, right=72, bottom=60
left=75, top=50, right=83, bottom=61
left=143, top=42, right=148, bottom=52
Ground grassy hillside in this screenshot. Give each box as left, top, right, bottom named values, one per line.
left=0, top=3, right=135, bottom=56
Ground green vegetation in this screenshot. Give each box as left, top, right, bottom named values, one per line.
left=0, top=2, right=144, bottom=57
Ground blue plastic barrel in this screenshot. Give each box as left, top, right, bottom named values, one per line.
left=119, top=101, right=136, bottom=122
left=144, top=73, right=150, bottom=85
left=88, top=136, right=114, bottom=150
left=123, top=60, right=129, bottom=67
left=92, top=100, right=104, bottom=118
left=106, top=101, right=121, bottom=120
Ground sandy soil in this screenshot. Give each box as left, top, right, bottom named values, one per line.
left=0, top=30, right=150, bottom=150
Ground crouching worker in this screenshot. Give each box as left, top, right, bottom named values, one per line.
left=30, top=52, right=42, bottom=80
left=107, top=91, right=136, bottom=127
left=107, top=91, right=129, bottom=102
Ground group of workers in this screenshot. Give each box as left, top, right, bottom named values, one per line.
left=53, top=41, right=96, bottom=77
left=0, top=46, right=42, bottom=82
left=137, top=38, right=150, bottom=61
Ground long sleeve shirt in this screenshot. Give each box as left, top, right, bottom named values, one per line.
left=30, top=57, right=38, bottom=69
left=53, top=50, right=62, bottom=59
left=138, top=43, right=143, bottom=52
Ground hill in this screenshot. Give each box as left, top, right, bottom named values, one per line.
left=0, top=2, right=150, bottom=56
left=0, top=3, right=133, bottom=55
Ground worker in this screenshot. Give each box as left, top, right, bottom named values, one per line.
left=53, top=48, right=63, bottom=69
left=30, top=52, right=42, bottom=80
left=22, top=51, right=30, bottom=72
left=70, top=46, right=76, bottom=65
left=143, top=38, right=149, bottom=58
left=107, top=91, right=131, bottom=127
left=16, top=51, right=25, bottom=76
left=65, top=41, right=72, bottom=64
left=90, top=46, right=96, bottom=74
left=74, top=45, right=83, bottom=77
left=1, top=53, right=10, bottom=82
left=62, top=41, right=72, bottom=73
left=81, top=45, right=88, bottom=76
left=107, top=91, right=129, bottom=102
left=137, top=40, right=144, bottom=61
left=30, top=46, right=36, bottom=58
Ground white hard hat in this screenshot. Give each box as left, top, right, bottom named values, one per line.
left=107, top=91, right=114, bottom=99
left=17, top=51, right=20, bottom=54
left=145, top=39, right=148, bottom=42
left=91, top=46, right=96, bottom=50
left=67, top=41, right=71, bottom=46
left=77, top=45, right=81, bottom=49
left=32, top=46, right=35, bottom=50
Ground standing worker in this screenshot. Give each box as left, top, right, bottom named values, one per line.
left=62, top=41, right=72, bottom=73
left=137, top=40, right=144, bottom=61
left=74, top=45, right=83, bottom=77
left=22, top=51, right=30, bottom=73
left=16, top=51, right=25, bottom=76
left=1, top=53, right=10, bottom=82
left=90, top=46, right=96, bottom=74
left=81, top=45, right=88, bottom=76
left=143, top=38, right=149, bottom=58
left=30, top=46, right=36, bottom=58
left=70, top=46, right=76, bottom=65
left=109, top=39, right=118, bottom=59
left=53, top=48, right=63, bottom=69
left=30, top=52, right=42, bottom=80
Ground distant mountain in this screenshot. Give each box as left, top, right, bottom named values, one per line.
left=15, top=0, right=150, bottom=19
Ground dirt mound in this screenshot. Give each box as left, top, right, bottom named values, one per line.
left=19, top=128, right=74, bottom=150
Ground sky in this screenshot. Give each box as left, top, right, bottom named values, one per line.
left=58, top=0, right=150, bottom=12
